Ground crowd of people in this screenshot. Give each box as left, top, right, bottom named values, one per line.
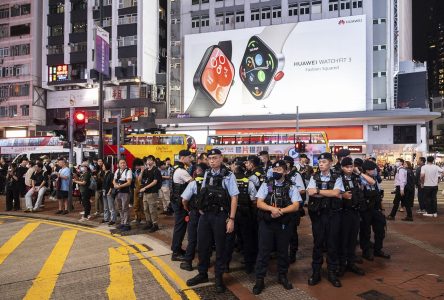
left=1, top=149, right=442, bottom=295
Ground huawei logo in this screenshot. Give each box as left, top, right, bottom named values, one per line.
left=338, top=20, right=346, bottom=25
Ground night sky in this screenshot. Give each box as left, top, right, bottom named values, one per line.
left=412, top=0, right=428, bottom=62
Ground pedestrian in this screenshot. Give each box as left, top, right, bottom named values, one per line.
left=55, top=157, right=70, bottom=215
left=307, top=152, right=344, bottom=288
left=0, top=157, right=8, bottom=195
left=421, top=156, right=443, bottom=217
left=74, top=163, right=92, bottom=221
left=24, top=162, right=48, bottom=213
left=102, top=162, right=116, bottom=225
left=170, top=150, right=193, bottom=261
left=93, top=159, right=105, bottom=216
left=16, top=158, right=29, bottom=198
left=252, top=160, right=301, bottom=295
left=259, top=150, right=273, bottom=179
left=159, top=161, right=172, bottom=215
left=139, top=155, right=161, bottom=232
left=415, top=157, right=426, bottom=214
left=132, top=158, right=145, bottom=224
left=5, top=163, right=19, bottom=211
left=113, top=159, right=133, bottom=231
left=186, top=149, right=239, bottom=294
left=387, top=158, right=413, bottom=221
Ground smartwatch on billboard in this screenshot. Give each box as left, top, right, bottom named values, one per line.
left=185, top=41, right=234, bottom=117
left=239, top=23, right=296, bottom=100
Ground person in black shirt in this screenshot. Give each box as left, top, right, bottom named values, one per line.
left=24, top=162, right=47, bottom=212
left=139, top=155, right=161, bottom=232
left=102, top=162, right=116, bottom=225
left=16, top=158, right=28, bottom=197
left=5, top=163, right=19, bottom=211
left=0, top=157, right=8, bottom=195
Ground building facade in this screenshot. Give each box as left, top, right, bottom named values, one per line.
left=0, top=0, right=44, bottom=138
left=38, top=0, right=168, bottom=136
left=160, top=0, right=439, bottom=161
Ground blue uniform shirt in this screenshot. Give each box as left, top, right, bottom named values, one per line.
left=266, top=167, right=273, bottom=179
left=290, top=172, right=305, bottom=192
left=307, top=172, right=345, bottom=192
left=255, top=180, right=303, bottom=203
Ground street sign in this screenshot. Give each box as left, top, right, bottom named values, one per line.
left=95, top=26, right=110, bottom=76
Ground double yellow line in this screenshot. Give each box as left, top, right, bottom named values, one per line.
left=0, top=216, right=200, bottom=300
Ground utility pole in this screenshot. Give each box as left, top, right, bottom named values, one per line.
left=117, top=115, right=121, bottom=161
left=296, top=106, right=299, bottom=132
left=98, top=0, right=104, bottom=159
left=68, top=106, right=74, bottom=211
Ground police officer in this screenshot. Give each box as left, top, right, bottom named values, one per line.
left=253, top=160, right=302, bottom=295
left=338, top=157, right=369, bottom=277
left=170, top=150, right=193, bottom=261
left=307, top=153, right=345, bottom=288
left=360, top=160, right=391, bottom=261
left=186, top=149, right=239, bottom=294
left=224, top=161, right=259, bottom=274
left=295, top=153, right=313, bottom=187
left=245, top=155, right=265, bottom=189
left=283, top=155, right=306, bottom=264
left=333, top=149, right=351, bottom=174
left=180, top=163, right=208, bottom=271
left=259, top=151, right=273, bottom=179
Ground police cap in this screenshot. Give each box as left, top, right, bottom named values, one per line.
left=258, top=150, right=269, bottom=156
left=283, top=155, right=295, bottom=167
left=246, top=155, right=261, bottom=166
left=340, top=157, right=354, bottom=167
left=354, top=158, right=364, bottom=167
left=318, top=152, right=333, bottom=161
left=337, top=149, right=351, bottom=158
left=272, top=160, right=288, bottom=170
left=207, top=148, right=222, bottom=156
left=178, top=149, right=192, bottom=157
left=299, top=153, right=308, bottom=159
left=362, top=160, right=377, bottom=171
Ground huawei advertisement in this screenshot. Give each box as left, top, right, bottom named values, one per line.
left=183, top=15, right=367, bottom=117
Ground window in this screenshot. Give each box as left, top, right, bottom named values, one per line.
left=192, top=0, right=199, bottom=4
left=49, top=3, right=64, bottom=14
left=0, top=24, right=9, bottom=38
left=261, top=8, right=270, bottom=20
left=373, top=18, right=387, bottom=24
left=235, top=11, right=244, bottom=23
left=312, top=1, right=322, bottom=13
left=352, top=0, right=363, bottom=8
left=48, top=44, right=63, bottom=55
left=225, top=13, right=233, bottom=25
left=9, top=83, right=29, bottom=97
left=70, top=42, right=87, bottom=52
left=340, top=0, right=350, bottom=10
left=251, top=9, right=260, bottom=21
left=117, top=35, right=137, bottom=47
left=118, top=14, right=137, bottom=25
left=0, top=47, right=9, bottom=58
left=202, top=0, right=209, bottom=3
left=216, top=13, right=224, bottom=26
left=72, top=0, right=87, bottom=11
left=0, top=5, right=9, bottom=19
left=72, top=22, right=87, bottom=33
left=201, top=15, right=209, bottom=27
left=191, top=16, right=200, bottom=28
left=0, top=106, right=7, bottom=117
left=329, top=0, right=338, bottom=11
left=8, top=105, right=17, bottom=117
left=21, top=105, right=29, bottom=116
left=373, top=71, right=387, bottom=77
left=300, top=2, right=310, bottom=15
left=372, top=125, right=379, bottom=131
left=95, top=17, right=112, bottom=27
left=10, top=24, right=31, bottom=37
left=393, top=125, right=417, bottom=144
left=288, top=4, right=298, bottom=16
left=0, top=85, right=8, bottom=99
left=49, top=25, right=63, bottom=37
left=118, top=0, right=137, bottom=9
left=272, top=6, right=281, bottom=18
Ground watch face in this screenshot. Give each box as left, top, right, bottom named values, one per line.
left=239, top=36, right=278, bottom=100
left=199, top=46, right=234, bottom=106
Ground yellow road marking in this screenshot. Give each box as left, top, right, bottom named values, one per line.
left=0, top=222, right=39, bottom=265
left=23, top=230, right=77, bottom=300
left=0, top=216, right=190, bottom=300
left=107, top=246, right=137, bottom=300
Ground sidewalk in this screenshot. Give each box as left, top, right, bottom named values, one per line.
left=1, top=194, right=444, bottom=300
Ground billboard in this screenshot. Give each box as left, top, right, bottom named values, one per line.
left=184, top=15, right=367, bottom=117
left=95, top=26, right=110, bottom=76
left=47, top=88, right=99, bottom=109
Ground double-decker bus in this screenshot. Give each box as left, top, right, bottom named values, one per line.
left=104, top=133, right=196, bottom=167
left=0, top=137, right=63, bottom=161
left=205, top=131, right=329, bottom=165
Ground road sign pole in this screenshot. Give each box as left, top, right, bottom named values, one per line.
left=117, top=115, right=121, bottom=161
left=68, top=106, right=74, bottom=211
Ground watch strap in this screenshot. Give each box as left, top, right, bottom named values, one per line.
left=257, top=23, right=296, bottom=52
left=185, top=89, right=216, bottom=117
left=217, top=40, right=232, bottom=60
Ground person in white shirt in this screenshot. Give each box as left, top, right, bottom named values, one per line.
left=387, top=158, right=413, bottom=221
left=420, top=156, right=443, bottom=217
left=113, top=159, right=133, bottom=230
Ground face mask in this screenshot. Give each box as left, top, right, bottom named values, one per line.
left=272, top=172, right=283, bottom=180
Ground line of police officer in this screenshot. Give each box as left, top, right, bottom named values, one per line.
left=169, top=148, right=390, bottom=295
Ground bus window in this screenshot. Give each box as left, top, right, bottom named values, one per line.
left=221, top=136, right=236, bottom=145
left=264, top=134, right=278, bottom=144
left=208, top=136, right=221, bottom=145
left=249, top=135, right=263, bottom=144
left=236, top=135, right=250, bottom=144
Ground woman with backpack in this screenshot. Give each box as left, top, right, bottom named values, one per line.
left=74, top=163, right=92, bottom=222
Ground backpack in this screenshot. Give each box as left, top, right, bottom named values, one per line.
left=405, top=169, right=415, bottom=192
left=155, top=168, right=163, bottom=191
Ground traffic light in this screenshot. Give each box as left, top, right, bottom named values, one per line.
left=53, top=117, right=68, bottom=141
left=295, top=141, right=306, bottom=153
left=73, top=110, right=87, bottom=143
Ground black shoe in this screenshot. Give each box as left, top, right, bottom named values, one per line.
left=171, top=253, right=186, bottom=261
left=62, top=210, right=69, bottom=215
left=337, top=265, right=346, bottom=277
left=178, top=248, right=186, bottom=255
left=386, top=215, right=395, bottom=221
left=347, top=264, right=365, bottom=276
left=55, top=210, right=63, bottom=214
left=143, top=222, right=153, bottom=230
left=328, top=271, right=342, bottom=288
left=362, top=250, right=374, bottom=261
left=148, top=224, right=159, bottom=233
left=108, top=221, right=115, bottom=226
left=245, top=264, right=254, bottom=274
left=252, top=278, right=265, bottom=295
left=186, top=273, right=209, bottom=286
left=278, top=274, right=293, bottom=290
left=120, top=225, right=131, bottom=232
left=402, top=217, right=413, bottom=222
left=180, top=261, right=193, bottom=271
left=215, top=276, right=226, bottom=294
left=308, top=271, right=321, bottom=286
left=374, top=250, right=391, bottom=259
left=289, top=251, right=296, bottom=264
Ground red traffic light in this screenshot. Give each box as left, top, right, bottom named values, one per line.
left=74, top=111, right=85, bottom=123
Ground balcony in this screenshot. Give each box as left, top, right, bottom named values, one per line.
left=71, top=8, right=87, bottom=22
left=115, top=66, right=137, bottom=79
left=69, top=32, right=87, bottom=43
left=47, top=14, right=64, bottom=26
left=47, top=54, right=64, bottom=66
left=117, top=23, right=137, bottom=37
left=118, top=45, right=137, bottom=59
left=48, top=35, right=64, bottom=46
left=70, top=51, right=87, bottom=64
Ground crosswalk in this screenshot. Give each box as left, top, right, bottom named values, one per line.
left=0, top=217, right=200, bottom=300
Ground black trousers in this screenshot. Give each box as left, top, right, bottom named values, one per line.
left=289, top=212, right=301, bottom=255
left=225, top=206, right=258, bottom=268
left=6, top=187, right=20, bottom=210
left=81, top=189, right=91, bottom=218
left=171, top=201, right=187, bottom=253
left=360, top=208, right=386, bottom=253
left=390, top=186, right=412, bottom=218
left=309, top=209, right=341, bottom=272
left=423, top=186, right=438, bottom=214
left=417, top=187, right=426, bottom=211
left=184, top=209, right=200, bottom=262
left=197, top=210, right=229, bottom=277
left=255, top=219, right=292, bottom=279
left=339, top=208, right=360, bottom=265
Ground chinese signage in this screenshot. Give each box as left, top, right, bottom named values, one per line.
left=95, top=26, right=110, bottom=76
left=49, top=65, right=69, bottom=82
left=333, top=145, right=363, bottom=154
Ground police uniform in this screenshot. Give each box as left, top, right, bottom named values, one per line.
left=307, top=153, right=345, bottom=288
left=253, top=160, right=302, bottom=295
left=180, top=175, right=205, bottom=271
left=186, top=149, right=239, bottom=293
left=337, top=157, right=365, bottom=276
left=359, top=160, right=390, bottom=261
